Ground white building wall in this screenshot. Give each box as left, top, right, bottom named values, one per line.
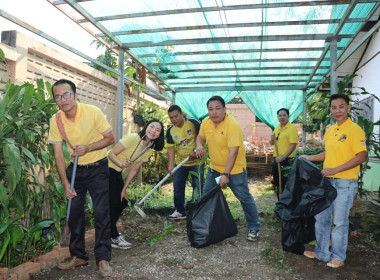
left=353, top=31, right=380, bottom=135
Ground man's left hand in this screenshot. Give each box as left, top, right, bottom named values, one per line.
left=219, top=174, right=229, bottom=187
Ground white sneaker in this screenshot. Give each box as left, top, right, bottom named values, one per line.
left=111, top=235, right=133, bottom=249
left=167, top=210, right=186, bottom=220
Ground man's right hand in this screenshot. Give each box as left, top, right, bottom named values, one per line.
left=195, top=146, right=205, bottom=158
left=64, top=184, right=77, bottom=200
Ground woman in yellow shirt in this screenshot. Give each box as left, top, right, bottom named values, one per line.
left=107, top=119, right=164, bottom=249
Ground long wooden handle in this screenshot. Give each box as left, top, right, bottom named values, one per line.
left=273, top=134, right=282, bottom=196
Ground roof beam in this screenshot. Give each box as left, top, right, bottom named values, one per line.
left=169, top=85, right=318, bottom=92
left=56, top=0, right=176, bottom=93
left=105, top=18, right=366, bottom=37
left=167, top=79, right=319, bottom=85
left=149, top=57, right=323, bottom=67
left=138, top=47, right=332, bottom=58
left=157, top=65, right=330, bottom=73
left=122, top=34, right=352, bottom=48
left=79, top=1, right=375, bottom=22
left=304, top=0, right=358, bottom=88
left=165, top=73, right=317, bottom=80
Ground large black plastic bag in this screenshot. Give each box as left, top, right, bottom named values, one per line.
left=186, top=184, right=238, bottom=248
left=275, top=158, right=337, bottom=254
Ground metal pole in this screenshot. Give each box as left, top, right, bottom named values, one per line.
left=302, top=89, right=307, bottom=149
left=116, top=49, right=125, bottom=141
left=330, top=38, right=338, bottom=95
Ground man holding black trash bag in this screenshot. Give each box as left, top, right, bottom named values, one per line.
left=195, top=95, right=261, bottom=241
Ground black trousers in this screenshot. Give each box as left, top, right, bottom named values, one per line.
left=108, top=168, right=128, bottom=239
left=66, top=160, right=111, bottom=263
left=272, top=158, right=291, bottom=200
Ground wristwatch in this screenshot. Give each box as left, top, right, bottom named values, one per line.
left=193, top=148, right=197, bottom=153
left=281, top=156, right=286, bottom=161
left=221, top=172, right=230, bottom=178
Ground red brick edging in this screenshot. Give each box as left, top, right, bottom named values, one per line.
left=0, top=229, right=96, bottom=280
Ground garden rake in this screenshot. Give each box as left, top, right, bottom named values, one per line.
left=134, top=156, right=189, bottom=217
left=60, top=155, right=78, bottom=247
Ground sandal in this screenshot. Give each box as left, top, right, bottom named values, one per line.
left=303, top=251, right=320, bottom=260
left=327, top=259, right=344, bottom=268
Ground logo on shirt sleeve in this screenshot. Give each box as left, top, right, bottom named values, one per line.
left=187, top=129, right=192, bottom=135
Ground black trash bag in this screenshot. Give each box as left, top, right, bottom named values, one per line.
left=282, top=218, right=315, bottom=255
left=186, top=185, right=238, bottom=248
left=275, top=158, right=337, bottom=254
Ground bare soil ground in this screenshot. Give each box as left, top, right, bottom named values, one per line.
left=32, top=178, right=380, bottom=280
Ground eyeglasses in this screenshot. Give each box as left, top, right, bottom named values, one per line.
left=54, top=92, right=74, bottom=101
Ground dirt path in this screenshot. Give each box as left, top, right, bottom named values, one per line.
left=32, top=180, right=380, bottom=280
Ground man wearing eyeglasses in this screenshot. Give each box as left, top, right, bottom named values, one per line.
left=47, top=79, right=116, bottom=277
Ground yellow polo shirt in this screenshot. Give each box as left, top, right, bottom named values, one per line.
left=199, top=114, right=246, bottom=174
left=48, top=103, right=112, bottom=165
left=273, top=121, right=298, bottom=157
left=108, top=133, right=153, bottom=172
left=166, top=117, right=201, bottom=166
left=324, top=118, right=366, bottom=179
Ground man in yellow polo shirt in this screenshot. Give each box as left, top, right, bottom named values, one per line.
left=270, top=108, right=298, bottom=199
left=47, top=79, right=115, bottom=277
left=300, top=93, right=366, bottom=268
left=196, top=96, right=261, bottom=241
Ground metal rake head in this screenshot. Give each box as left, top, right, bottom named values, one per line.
left=134, top=204, right=146, bottom=218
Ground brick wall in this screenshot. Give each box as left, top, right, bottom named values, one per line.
left=0, top=30, right=164, bottom=136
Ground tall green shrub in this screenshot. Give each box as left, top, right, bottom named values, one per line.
left=0, top=78, right=64, bottom=267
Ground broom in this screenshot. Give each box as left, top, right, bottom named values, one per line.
left=60, top=155, right=78, bottom=247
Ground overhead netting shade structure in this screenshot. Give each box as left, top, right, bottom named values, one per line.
left=48, top=0, right=380, bottom=127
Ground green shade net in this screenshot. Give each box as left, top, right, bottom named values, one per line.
left=175, top=91, right=238, bottom=120
left=239, top=91, right=304, bottom=130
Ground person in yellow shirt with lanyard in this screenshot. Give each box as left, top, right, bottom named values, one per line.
left=270, top=108, right=298, bottom=200
left=107, top=119, right=164, bottom=249
left=300, top=93, right=366, bottom=268
left=195, top=96, right=261, bottom=241
left=47, top=79, right=116, bottom=277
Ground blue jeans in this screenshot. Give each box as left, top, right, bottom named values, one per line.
left=203, top=169, right=260, bottom=231
left=314, top=178, right=358, bottom=262
left=173, top=164, right=204, bottom=215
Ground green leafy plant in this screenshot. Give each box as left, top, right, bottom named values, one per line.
left=0, top=75, right=63, bottom=267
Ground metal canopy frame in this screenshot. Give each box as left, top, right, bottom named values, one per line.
left=44, top=0, right=380, bottom=97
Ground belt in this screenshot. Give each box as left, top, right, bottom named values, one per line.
left=75, top=157, right=108, bottom=168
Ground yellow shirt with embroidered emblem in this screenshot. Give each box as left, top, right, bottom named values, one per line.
left=108, top=133, right=153, bottom=172
left=48, top=103, right=112, bottom=165
left=273, top=121, right=298, bottom=157
left=166, top=117, right=201, bottom=166
left=199, top=114, right=246, bottom=174
left=324, top=118, right=366, bottom=179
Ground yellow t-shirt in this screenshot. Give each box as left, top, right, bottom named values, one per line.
left=48, top=103, right=112, bottom=165
left=166, top=117, right=201, bottom=166
left=199, top=114, right=246, bottom=174
left=324, top=118, right=366, bottom=179
left=273, top=122, right=298, bottom=157
left=108, top=133, right=153, bottom=172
